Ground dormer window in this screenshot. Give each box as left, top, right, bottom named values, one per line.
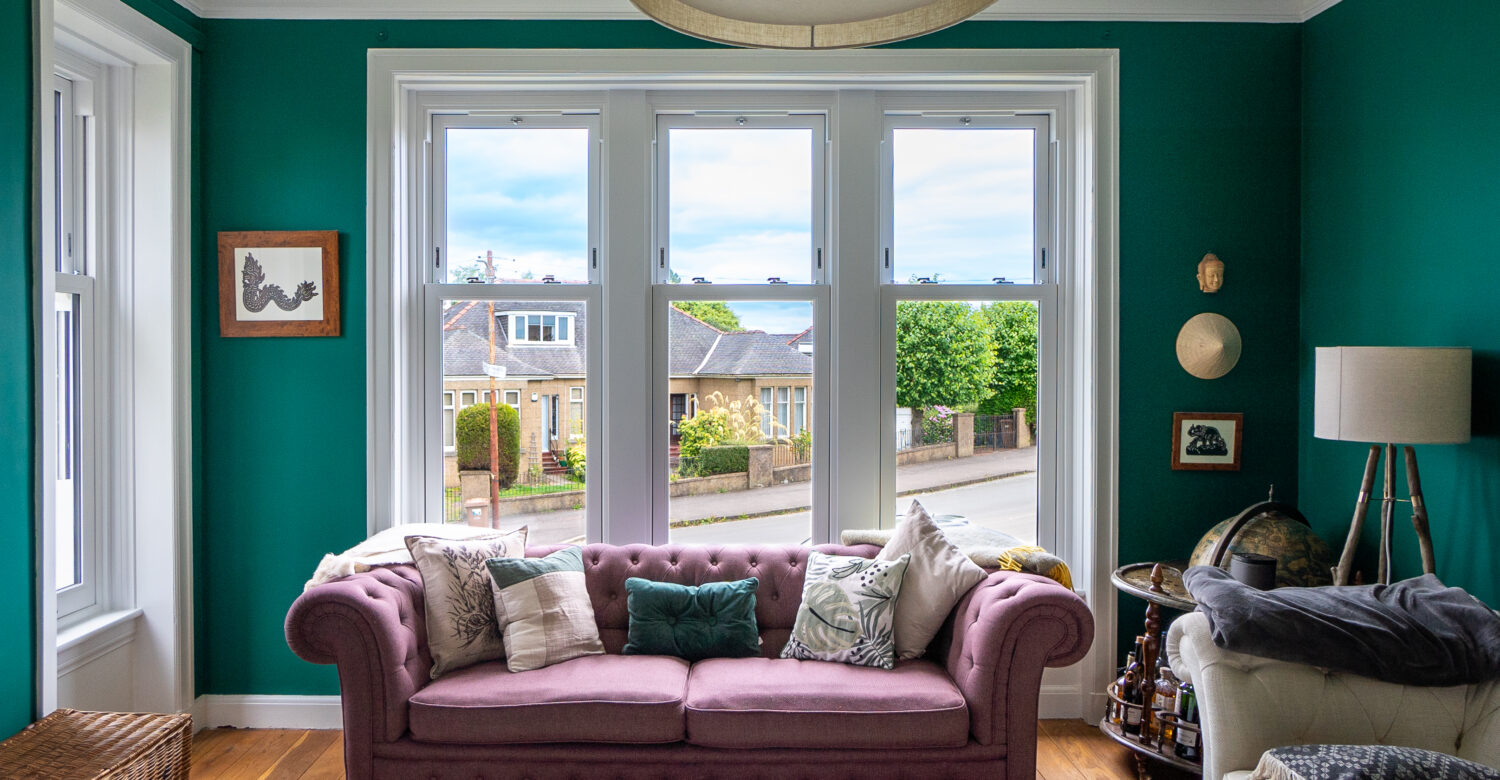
left=509, top=312, right=574, bottom=345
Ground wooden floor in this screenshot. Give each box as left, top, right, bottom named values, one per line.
left=188, top=720, right=1198, bottom=779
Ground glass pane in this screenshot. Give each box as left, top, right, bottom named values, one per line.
left=894, top=299, right=1038, bottom=543
left=445, top=127, right=590, bottom=283
left=557, top=316, right=569, bottom=342
left=54, top=292, right=81, bottom=590
left=441, top=299, right=587, bottom=545
left=892, top=128, right=1036, bottom=284
left=669, top=300, right=813, bottom=544
left=667, top=127, right=813, bottom=284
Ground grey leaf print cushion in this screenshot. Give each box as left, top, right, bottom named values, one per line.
left=781, top=551, right=910, bottom=669
left=1252, top=745, right=1500, bottom=780
left=405, top=528, right=527, bottom=678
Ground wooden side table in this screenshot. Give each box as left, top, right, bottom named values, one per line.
left=1100, top=562, right=1201, bottom=779
left=0, top=708, right=192, bottom=779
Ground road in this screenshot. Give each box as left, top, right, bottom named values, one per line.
left=671, top=471, right=1038, bottom=545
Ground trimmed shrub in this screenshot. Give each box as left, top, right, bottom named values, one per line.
left=677, top=407, right=730, bottom=459
left=455, top=402, right=521, bottom=488
left=697, top=445, right=749, bottom=477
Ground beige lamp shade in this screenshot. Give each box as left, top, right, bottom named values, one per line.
left=629, top=0, right=995, bottom=49
left=1314, top=346, right=1472, bottom=444
left=1176, top=313, right=1242, bottom=380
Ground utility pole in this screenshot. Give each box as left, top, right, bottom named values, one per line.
left=481, top=250, right=501, bottom=527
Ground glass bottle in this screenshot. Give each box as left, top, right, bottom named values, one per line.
left=1120, top=670, right=1143, bottom=735
left=1173, top=682, right=1201, bottom=761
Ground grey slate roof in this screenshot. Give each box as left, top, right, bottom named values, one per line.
left=443, top=299, right=810, bottom=379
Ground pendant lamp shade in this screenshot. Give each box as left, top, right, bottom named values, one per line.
left=1314, top=347, right=1472, bottom=444
left=630, top=0, right=996, bottom=49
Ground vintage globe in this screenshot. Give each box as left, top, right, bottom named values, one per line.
left=1189, top=502, right=1335, bottom=588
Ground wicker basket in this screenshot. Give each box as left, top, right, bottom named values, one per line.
left=0, top=709, right=192, bottom=779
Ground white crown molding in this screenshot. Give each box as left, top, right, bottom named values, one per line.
left=185, top=0, right=1341, bottom=23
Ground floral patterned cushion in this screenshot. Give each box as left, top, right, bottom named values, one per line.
left=1252, top=745, right=1500, bottom=780
left=780, top=551, right=910, bottom=669
left=405, top=528, right=527, bottom=678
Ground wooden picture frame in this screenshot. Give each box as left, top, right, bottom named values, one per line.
left=218, top=230, right=340, bottom=337
left=1171, top=412, right=1243, bottom=471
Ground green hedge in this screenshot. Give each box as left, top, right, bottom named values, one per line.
left=455, top=402, right=521, bottom=489
left=697, top=445, right=749, bottom=476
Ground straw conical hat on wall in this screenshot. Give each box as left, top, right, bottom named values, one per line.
left=1176, top=313, right=1242, bottom=379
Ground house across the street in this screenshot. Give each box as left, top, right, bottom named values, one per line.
left=442, top=300, right=812, bottom=485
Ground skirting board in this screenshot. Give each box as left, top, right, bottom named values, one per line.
left=194, top=695, right=344, bottom=730
left=194, top=688, right=1082, bottom=731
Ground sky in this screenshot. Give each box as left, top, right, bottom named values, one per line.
left=444, top=123, right=1035, bottom=331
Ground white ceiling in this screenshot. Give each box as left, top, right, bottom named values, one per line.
left=177, top=0, right=1343, bottom=23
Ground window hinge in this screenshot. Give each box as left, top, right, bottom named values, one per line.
left=816, top=248, right=823, bottom=270
left=659, top=248, right=665, bottom=269
left=66, top=232, right=72, bottom=259
left=434, top=247, right=441, bottom=270
left=592, top=248, right=598, bottom=270
left=884, top=248, right=891, bottom=269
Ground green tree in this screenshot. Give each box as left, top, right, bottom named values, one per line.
left=978, top=302, right=1039, bottom=417
left=672, top=301, right=742, bottom=332
left=894, top=301, right=996, bottom=409
left=455, top=403, right=521, bottom=488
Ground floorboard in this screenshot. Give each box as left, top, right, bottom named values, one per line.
left=188, top=720, right=1166, bottom=779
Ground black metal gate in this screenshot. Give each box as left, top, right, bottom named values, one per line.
left=973, top=413, right=1017, bottom=451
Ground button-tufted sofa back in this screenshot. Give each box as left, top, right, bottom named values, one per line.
left=529, top=543, right=882, bottom=656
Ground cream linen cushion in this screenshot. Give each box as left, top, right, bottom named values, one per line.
left=405, top=527, right=528, bottom=678
left=485, top=546, right=605, bottom=672
left=879, top=500, right=988, bottom=659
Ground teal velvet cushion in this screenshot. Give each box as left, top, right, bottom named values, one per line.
left=622, top=576, right=761, bottom=661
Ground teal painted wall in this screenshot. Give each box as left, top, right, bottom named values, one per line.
left=0, top=0, right=37, bottom=738
left=197, top=19, right=1303, bottom=694
left=1299, top=0, right=1500, bottom=605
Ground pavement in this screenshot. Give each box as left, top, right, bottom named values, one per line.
left=513, top=446, right=1037, bottom=545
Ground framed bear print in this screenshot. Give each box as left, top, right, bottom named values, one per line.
left=218, top=230, right=340, bottom=337
left=1171, top=412, right=1243, bottom=471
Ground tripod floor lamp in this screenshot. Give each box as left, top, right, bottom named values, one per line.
left=1315, top=346, right=1472, bottom=586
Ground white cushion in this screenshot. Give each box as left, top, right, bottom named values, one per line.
left=878, top=500, right=988, bottom=659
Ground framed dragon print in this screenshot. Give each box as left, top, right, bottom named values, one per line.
left=1171, top=411, right=1243, bottom=471
left=218, top=230, right=340, bottom=337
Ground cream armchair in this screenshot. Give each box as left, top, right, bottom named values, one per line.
left=1167, top=611, right=1500, bottom=780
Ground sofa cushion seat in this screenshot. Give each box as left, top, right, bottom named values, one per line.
left=684, top=657, right=971, bottom=749
left=408, top=654, right=690, bottom=745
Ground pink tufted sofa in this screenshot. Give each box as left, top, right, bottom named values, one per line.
left=285, top=543, right=1093, bottom=780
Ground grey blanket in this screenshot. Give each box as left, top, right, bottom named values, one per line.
left=1183, top=566, right=1500, bottom=686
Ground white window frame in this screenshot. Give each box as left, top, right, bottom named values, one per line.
left=370, top=51, right=1119, bottom=719
left=653, top=112, right=828, bottom=286
left=507, top=311, right=576, bottom=345
left=38, top=0, right=194, bottom=718
left=878, top=107, right=1059, bottom=552
left=794, top=386, right=807, bottom=435
left=880, top=113, right=1052, bottom=285
left=504, top=389, right=521, bottom=410
left=652, top=284, right=830, bottom=544
left=49, top=64, right=105, bottom=621
left=430, top=113, right=601, bottom=285
left=569, top=386, right=584, bottom=440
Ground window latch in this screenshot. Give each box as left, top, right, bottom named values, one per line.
left=692, top=277, right=711, bottom=284
left=993, top=277, right=1014, bottom=285
left=767, top=277, right=786, bottom=284
left=542, top=275, right=559, bottom=284
left=915, top=276, right=936, bottom=284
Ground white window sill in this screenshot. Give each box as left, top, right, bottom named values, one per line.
left=58, top=608, right=143, bottom=676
